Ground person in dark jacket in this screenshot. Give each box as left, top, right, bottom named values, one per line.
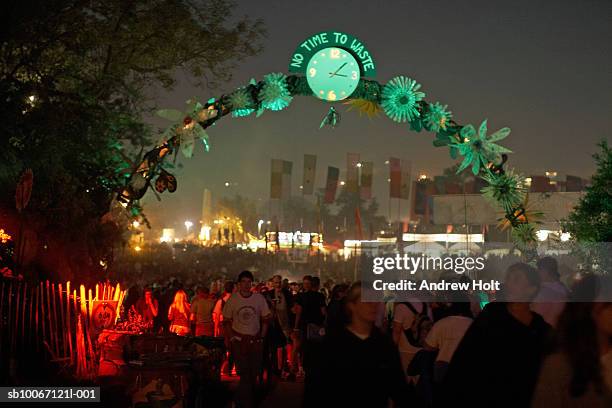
left=264, top=274, right=294, bottom=377
left=307, top=282, right=408, bottom=407
left=440, top=263, right=553, bottom=408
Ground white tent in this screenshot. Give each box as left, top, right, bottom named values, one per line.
left=448, top=242, right=482, bottom=255
left=403, top=242, right=446, bottom=257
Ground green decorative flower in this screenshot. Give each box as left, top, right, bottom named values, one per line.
left=381, top=76, right=425, bottom=123
left=511, top=223, right=538, bottom=248
left=452, top=120, right=512, bottom=175
left=423, top=102, right=452, bottom=132
left=258, top=72, right=292, bottom=111
left=481, top=170, right=526, bottom=212
left=228, top=88, right=255, bottom=117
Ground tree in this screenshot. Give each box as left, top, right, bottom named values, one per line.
left=333, top=191, right=388, bottom=239
left=217, top=194, right=261, bottom=235
left=0, top=0, right=264, bottom=280
left=562, top=141, right=612, bottom=272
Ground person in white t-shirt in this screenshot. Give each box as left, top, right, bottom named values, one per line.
left=424, top=301, right=473, bottom=383
left=392, top=299, right=432, bottom=378
left=222, top=270, right=271, bottom=408
left=531, top=257, right=569, bottom=327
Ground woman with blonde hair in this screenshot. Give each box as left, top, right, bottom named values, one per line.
left=168, top=289, right=191, bottom=336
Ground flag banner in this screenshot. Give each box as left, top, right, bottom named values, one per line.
left=400, top=160, right=412, bottom=200
left=282, top=160, right=293, bottom=199
left=389, top=157, right=401, bottom=198
left=360, top=161, right=373, bottom=200
left=302, top=154, right=317, bottom=195
left=270, top=159, right=283, bottom=199
left=346, top=153, right=360, bottom=193
left=355, top=206, right=364, bottom=240
left=324, top=166, right=340, bottom=204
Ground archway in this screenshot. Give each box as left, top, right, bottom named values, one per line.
left=118, top=31, right=539, bottom=249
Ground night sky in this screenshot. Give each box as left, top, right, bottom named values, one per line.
left=143, top=0, right=612, bottom=230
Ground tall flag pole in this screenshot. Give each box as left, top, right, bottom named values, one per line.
left=355, top=206, right=364, bottom=241
left=400, top=159, right=412, bottom=225
left=389, top=157, right=401, bottom=222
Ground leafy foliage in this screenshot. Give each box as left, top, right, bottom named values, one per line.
left=0, top=0, right=264, bottom=279
left=562, top=141, right=612, bottom=272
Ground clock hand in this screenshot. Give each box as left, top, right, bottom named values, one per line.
left=328, top=73, right=347, bottom=77
left=329, top=62, right=347, bottom=77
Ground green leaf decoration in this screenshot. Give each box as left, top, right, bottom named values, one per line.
left=259, top=72, right=292, bottom=111
left=511, top=223, right=538, bottom=248
left=409, top=117, right=424, bottom=132
left=320, top=107, right=340, bottom=129
left=423, top=102, right=453, bottom=133
left=156, top=109, right=183, bottom=122
left=194, top=125, right=210, bottom=152
left=160, top=123, right=180, bottom=143
left=481, top=169, right=527, bottom=212
left=186, top=99, right=204, bottom=118
left=180, top=129, right=195, bottom=158
left=452, top=120, right=513, bottom=175
left=381, top=76, right=425, bottom=123
left=228, top=87, right=255, bottom=117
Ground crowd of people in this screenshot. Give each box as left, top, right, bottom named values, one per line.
left=121, top=257, right=611, bottom=407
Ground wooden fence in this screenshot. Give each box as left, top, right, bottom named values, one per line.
left=0, top=279, right=125, bottom=380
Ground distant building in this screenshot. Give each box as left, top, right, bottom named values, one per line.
left=408, top=172, right=589, bottom=240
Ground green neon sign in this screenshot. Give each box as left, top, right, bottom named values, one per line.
left=289, top=31, right=376, bottom=78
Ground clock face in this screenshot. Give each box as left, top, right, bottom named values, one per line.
left=306, top=47, right=361, bottom=101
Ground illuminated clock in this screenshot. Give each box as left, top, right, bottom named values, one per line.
left=306, top=47, right=361, bottom=102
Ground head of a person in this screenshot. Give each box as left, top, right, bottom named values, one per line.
left=196, top=286, right=209, bottom=297
left=303, top=275, right=313, bottom=291
left=330, top=283, right=349, bottom=301
left=537, top=256, right=560, bottom=281
left=312, top=276, right=321, bottom=290
left=282, top=278, right=289, bottom=289
left=271, top=275, right=282, bottom=289
left=237, top=270, right=254, bottom=292
left=344, top=282, right=380, bottom=326
left=446, top=296, right=473, bottom=318
left=144, top=288, right=153, bottom=301
left=224, top=280, right=235, bottom=294
left=504, top=262, right=540, bottom=302
left=172, top=289, right=188, bottom=309
left=557, top=274, right=612, bottom=397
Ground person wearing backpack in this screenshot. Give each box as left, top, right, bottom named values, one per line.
left=392, top=298, right=433, bottom=379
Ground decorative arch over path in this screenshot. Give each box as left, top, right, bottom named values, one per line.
left=117, top=32, right=540, bottom=248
